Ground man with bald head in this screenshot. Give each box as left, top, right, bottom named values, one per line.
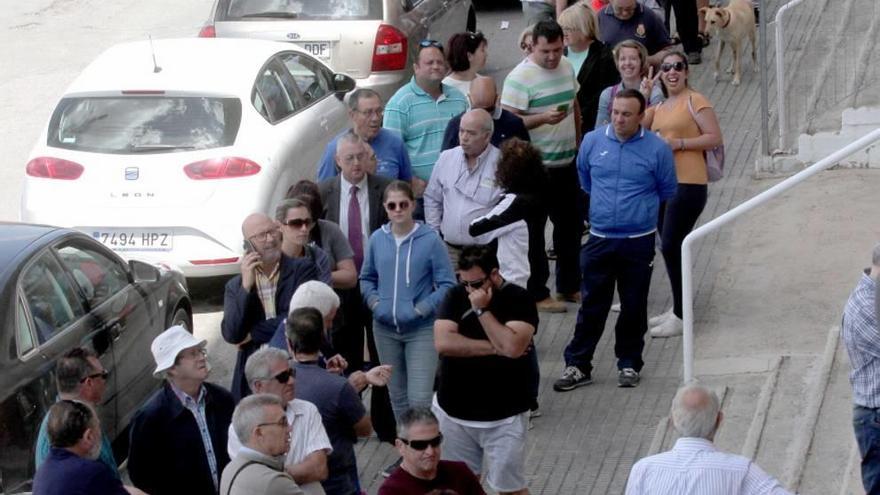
left=222, top=212, right=319, bottom=401
left=441, top=76, right=530, bottom=151
left=625, top=383, right=792, bottom=494
left=425, top=109, right=503, bottom=264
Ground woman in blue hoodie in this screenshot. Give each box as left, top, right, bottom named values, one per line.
left=360, top=180, right=456, bottom=420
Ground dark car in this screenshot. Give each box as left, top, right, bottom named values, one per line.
left=0, top=223, right=193, bottom=494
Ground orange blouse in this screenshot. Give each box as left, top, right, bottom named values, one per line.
left=649, top=89, right=712, bottom=185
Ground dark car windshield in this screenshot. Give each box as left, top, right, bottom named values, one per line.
left=225, top=0, right=383, bottom=21
left=47, top=96, right=242, bottom=154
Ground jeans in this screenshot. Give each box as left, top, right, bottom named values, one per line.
left=854, top=405, right=880, bottom=494
left=546, top=162, right=585, bottom=295
left=660, top=184, right=707, bottom=318
left=563, top=234, right=655, bottom=374
left=373, top=321, right=439, bottom=421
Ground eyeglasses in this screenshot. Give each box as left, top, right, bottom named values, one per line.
left=400, top=433, right=443, bottom=451
left=247, top=229, right=279, bottom=243
left=284, top=218, right=312, bottom=229
left=385, top=200, right=411, bottom=211
left=354, top=107, right=384, bottom=118
left=80, top=369, right=110, bottom=383
left=178, top=347, right=207, bottom=361
left=268, top=368, right=295, bottom=384
left=419, top=39, right=443, bottom=49
left=257, top=416, right=289, bottom=429
left=460, top=277, right=487, bottom=289
left=660, top=61, right=687, bottom=73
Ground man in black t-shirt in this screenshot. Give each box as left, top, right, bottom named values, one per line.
left=433, top=245, right=538, bottom=495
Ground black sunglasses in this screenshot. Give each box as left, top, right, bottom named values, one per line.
left=460, top=277, right=487, bottom=289
left=284, top=218, right=313, bottom=229
left=419, top=39, right=443, bottom=49
left=385, top=200, right=411, bottom=211
left=80, top=369, right=110, bottom=383
left=400, top=433, right=443, bottom=451
left=660, top=61, right=687, bottom=73
left=270, top=368, right=295, bottom=384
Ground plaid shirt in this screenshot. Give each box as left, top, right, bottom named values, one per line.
left=169, top=382, right=219, bottom=491
left=254, top=263, right=280, bottom=319
left=842, top=270, right=880, bottom=408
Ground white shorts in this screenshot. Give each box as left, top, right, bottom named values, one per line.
left=433, top=404, right=529, bottom=493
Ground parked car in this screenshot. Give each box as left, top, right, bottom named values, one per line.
left=199, top=0, right=476, bottom=102
left=0, top=222, right=192, bottom=494
left=20, top=38, right=355, bottom=277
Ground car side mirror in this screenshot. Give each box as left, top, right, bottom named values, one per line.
left=333, top=73, right=357, bottom=99
left=128, top=260, right=160, bottom=283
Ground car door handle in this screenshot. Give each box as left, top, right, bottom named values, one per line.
left=320, top=116, right=329, bottom=129
left=109, top=322, right=122, bottom=341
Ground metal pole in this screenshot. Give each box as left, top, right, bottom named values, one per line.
left=759, top=0, right=769, bottom=155
left=775, top=0, right=808, bottom=152
left=680, top=127, right=880, bottom=383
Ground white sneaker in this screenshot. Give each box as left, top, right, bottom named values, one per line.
left=650, top=315, right=683, bottom=338
left=611, top=303, right=621, bottom=312
left=648, top=307, right=674, bottom=327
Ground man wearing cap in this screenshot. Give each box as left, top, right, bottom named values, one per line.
left=222, top=212, right=319, bottom=401
left=128, top=326, right=235, bottom=495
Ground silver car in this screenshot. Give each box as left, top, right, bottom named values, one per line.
left=200, top=0, right=476, bottom=102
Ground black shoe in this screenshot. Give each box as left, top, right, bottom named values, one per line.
left=553, top=366, right=592, bottom=392
left=381, top=457, right=403, bottom=478
left=687, top=51, right=702, bottom=65
left=618, top=368, right=640, bottom=388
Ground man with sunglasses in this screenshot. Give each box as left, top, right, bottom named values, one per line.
left=433, top=246, right=538, bottom=495
left=128, top=326, right=235, bottom=495
left=440, top=76, right=531, bottom=152
left=316, top=88, right=413, bottom=183
left=34, top=347, right=117, bottom=476
left=222, top=212, right=319, bottom=401
left=384, top=39, right=468, bottom=204
left=379, top=407, right=485, bottom=494
left=227, top=348, right=332, bottom=495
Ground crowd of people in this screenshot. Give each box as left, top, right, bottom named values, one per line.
left=31, top=1, right=800, bottom=494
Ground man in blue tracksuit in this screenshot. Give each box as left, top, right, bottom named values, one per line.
left=554, top=88, right=677, bottom=391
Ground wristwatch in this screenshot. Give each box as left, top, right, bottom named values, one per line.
left=473, top=307, right=487, bottom=317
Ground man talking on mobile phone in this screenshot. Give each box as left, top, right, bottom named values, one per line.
left=222, top=212, right=319, bottom=402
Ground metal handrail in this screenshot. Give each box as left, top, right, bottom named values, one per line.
left=680, top=127, right=880, bottom=382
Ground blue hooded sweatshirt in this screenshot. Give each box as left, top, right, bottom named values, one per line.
left=360, top=222, right=456, bottom=332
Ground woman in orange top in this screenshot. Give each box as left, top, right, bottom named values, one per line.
left=643, top=50, right=723, bottom=337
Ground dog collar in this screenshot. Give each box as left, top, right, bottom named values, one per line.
left=721, top=12, right=731, bottom=28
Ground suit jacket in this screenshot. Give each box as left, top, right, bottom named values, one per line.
left=220, top=449, right=304, bottom=495
left=574, top=40, right=620, bottom=135
left=221, top=255, right=319, bottom=401
left=128, top=381, right=235, bottom=495
left=318, top=173, right=391, bottom=234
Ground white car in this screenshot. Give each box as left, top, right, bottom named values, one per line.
left=20, top=38, right=354, bottom=277
left=199, top=0, right=475, bottom=102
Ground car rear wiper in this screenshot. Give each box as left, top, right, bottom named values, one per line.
left=239, top=11, right=299, bottom=19
left=128, top=144, right=197, bottom=152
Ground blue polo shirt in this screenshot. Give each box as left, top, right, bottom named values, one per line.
left=33, top=448, right=128, bottom=495
left=316, top=128, right=413, bottom=182
left=597, top=3, right=670, bottom=55
left=383, top=77, right=468, bottom=180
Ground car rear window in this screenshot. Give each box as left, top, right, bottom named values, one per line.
left=225, top=0, right=383, bottom=21
left=47, top=97, right=242, bottom=154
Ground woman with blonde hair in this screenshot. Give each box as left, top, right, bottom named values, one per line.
left=595, top=39, right=664, bottom=128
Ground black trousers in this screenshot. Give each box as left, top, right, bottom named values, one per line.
left=664, top=0, right=702, bottom=53
left=563, top=234, right=655, bottom=374
left=546, top=162, right=585, bottom=295
left=659, top=183, right=707, bottom=318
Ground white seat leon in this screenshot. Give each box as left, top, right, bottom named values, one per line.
left=20, top=38, right=354, bottom=277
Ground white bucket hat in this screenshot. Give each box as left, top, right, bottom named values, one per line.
left=151, top=325, right=207, bottom=377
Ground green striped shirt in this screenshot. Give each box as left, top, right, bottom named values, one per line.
left=501, top=57, right=579, bottom=167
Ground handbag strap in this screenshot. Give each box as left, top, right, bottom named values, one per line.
left=686, top=92, right=706, bottom=134
left=225, top=461, right=259, bottom=495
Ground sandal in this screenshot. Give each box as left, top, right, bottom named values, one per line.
left=697, top=32, right=711, bottom=47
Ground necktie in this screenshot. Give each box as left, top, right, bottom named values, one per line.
left=348, top=185, right=364, bottom=272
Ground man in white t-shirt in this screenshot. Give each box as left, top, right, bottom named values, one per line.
left=228, top=348, right=332, bottom=495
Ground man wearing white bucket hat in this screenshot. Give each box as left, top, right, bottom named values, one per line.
left=128, top=326, right=236, bottom=495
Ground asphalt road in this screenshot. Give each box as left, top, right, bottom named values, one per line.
left=0, top=1, right=529, bottom=388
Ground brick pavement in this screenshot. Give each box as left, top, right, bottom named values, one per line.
left=353, top=2, right=793, bottom=492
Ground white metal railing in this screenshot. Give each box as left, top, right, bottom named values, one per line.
left=680, top=127, right=880, bottom=382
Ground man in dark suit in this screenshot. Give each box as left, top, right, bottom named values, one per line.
left=318, top=131, right=396, bottom=445
left=221, top=212, right=318, bottom=401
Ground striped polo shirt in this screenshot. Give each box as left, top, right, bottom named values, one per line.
left=383, top=77, right=468, bottom=181
left=501, top=57, right=579, bottom=167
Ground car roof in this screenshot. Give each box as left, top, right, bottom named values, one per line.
left=64, top=38, right=309, bottom=97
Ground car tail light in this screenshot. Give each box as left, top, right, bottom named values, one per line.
left=372, top=24, right=407, bottom=72
left=183, top=157, right=261, bottom=179
left=190, top=257, right=239, bottom=265
left=26, top=157, right=84, bottom=180
left=198, top=24, right=216, bottom=38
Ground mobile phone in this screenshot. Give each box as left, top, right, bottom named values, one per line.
left=556, top=104, right=569, bottom=113
left=242, top=239, right=255, bottom=253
